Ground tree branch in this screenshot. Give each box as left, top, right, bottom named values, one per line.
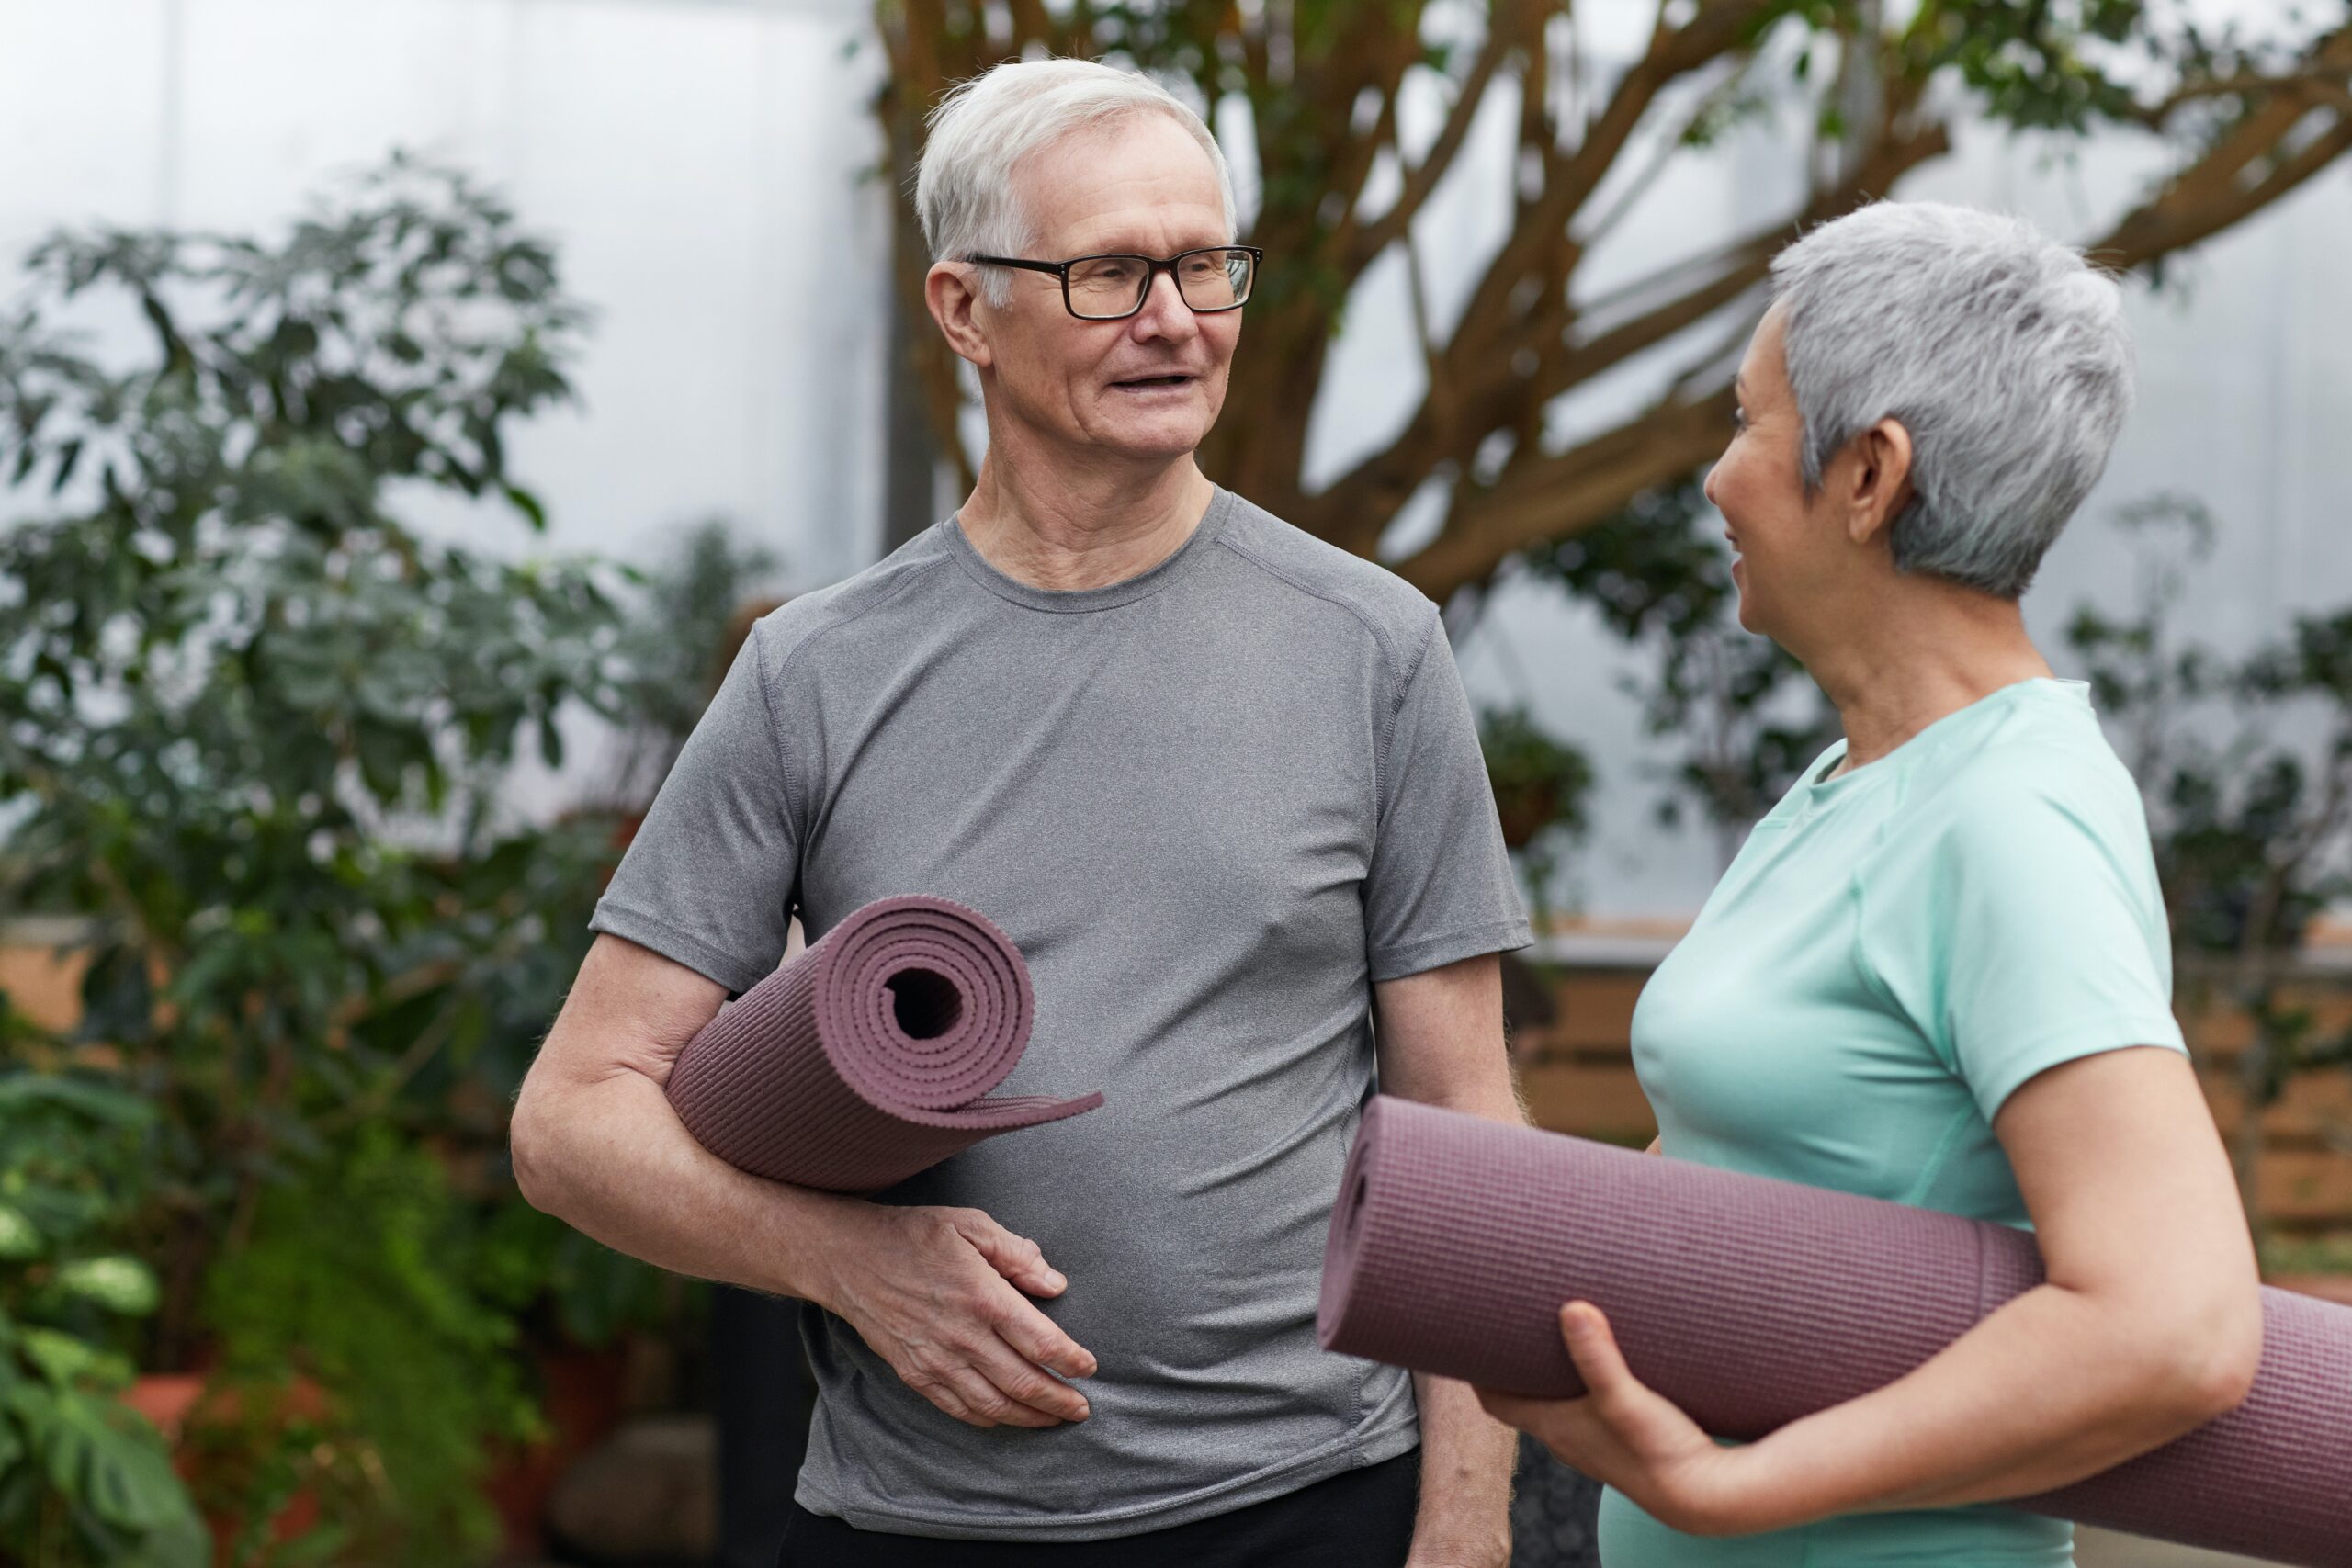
left=2095, top=23, right=2352, bottom=269
left=1387, top=22, right=2352, bottom=603
left=1340, top=3, right=1533, bottom=270
left=1398, top=386, right=1739, bottom=599
left=1540, top=114, right=1951, bottom=404
left=1300, top=0, right=1776, bottom=547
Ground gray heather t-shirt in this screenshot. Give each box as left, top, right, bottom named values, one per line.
left=590, top=484, right=1531, bottom=1540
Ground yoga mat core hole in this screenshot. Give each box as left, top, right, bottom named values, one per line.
left=886, top=969, right=962, bottom=1040
left=1344, top=1172, right=1367, bottom=1242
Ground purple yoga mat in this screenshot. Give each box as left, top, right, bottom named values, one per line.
left=664, top=895, right=1102, bottom=1193
left=1319, top=1094, right=2352, bottom=1565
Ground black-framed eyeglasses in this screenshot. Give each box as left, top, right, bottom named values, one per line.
left=965, top=246, right=1262, bottom=321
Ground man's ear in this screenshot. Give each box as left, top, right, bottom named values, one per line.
left=1845, top=417, right=1916, bottom=547
left=925, top=262, right=993, bottom=370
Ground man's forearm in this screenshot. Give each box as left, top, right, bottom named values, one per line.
left=1411, top=1370, right=1519, bottom=1562
left=513, top=1067, right=861, bottom=1306
left=1368, top=949, right=1528, bottom=1566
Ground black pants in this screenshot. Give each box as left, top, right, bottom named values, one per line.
left=775, top=1450, right=1420, bottom=1566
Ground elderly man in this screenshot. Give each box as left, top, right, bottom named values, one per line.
left=512, top=56, right=1530, bottom=1566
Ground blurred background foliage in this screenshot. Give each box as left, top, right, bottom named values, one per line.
left=0, top=159, right=749, bottom=1561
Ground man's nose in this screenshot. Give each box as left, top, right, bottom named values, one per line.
left=1129, top=265, right=1197, bottom=341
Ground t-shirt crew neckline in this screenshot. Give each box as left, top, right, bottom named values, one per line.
left=938, top=484, right=1239, bottom=614
left=1805, top=676, right=2092, bottom=792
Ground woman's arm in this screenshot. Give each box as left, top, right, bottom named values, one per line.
left=1479, top=1044, right=2262, bottom=1536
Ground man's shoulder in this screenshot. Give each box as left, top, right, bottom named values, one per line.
left=747, top=526, right=956, bottom=672
left=1215, top=492, right=1440, bottom=672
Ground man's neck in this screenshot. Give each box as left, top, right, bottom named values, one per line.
left=956, top=448, right=1216, bottom=594
left=1801, top=577, right=2053, bottom=776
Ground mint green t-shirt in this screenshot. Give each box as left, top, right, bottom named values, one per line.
left=1601, top=678, right=2187, bottom=1568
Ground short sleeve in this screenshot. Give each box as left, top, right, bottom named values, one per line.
left=589, top=628, right=800, bottom=995
left=1363, top=615, right=1533, bottom=981
left=1858, top=765, right=2185, bottom=1123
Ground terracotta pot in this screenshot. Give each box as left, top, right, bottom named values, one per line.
left=1495, top=785, right=1561, bottom=851
left=124, top=1371, right=330, bottom=1551
left=124, top=1372, right=208, bottom=1440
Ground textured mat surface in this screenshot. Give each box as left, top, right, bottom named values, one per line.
left=665, top=895, right=1102, bottom=1192
left=1318, top=1095, right=2352, bottom=1566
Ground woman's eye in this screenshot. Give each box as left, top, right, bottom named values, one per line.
left=1731, top=407, right=1749, bottom=433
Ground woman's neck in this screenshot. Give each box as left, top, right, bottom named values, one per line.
left=1802, top=580, right=2053, bottom=776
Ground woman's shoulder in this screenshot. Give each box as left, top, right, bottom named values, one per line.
left=1882, top=682, right=2153, bottom=871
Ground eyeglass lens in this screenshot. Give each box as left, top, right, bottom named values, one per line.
left=1067, top=250, right=1254, bottom=319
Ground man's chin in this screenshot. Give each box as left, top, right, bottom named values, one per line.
left=1092, top=409, right=1217, bottom=460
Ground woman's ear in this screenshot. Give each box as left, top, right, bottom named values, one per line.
left=1846, top=417, right=1916, bottom=547
left=925, top=262, right=994, bottom=370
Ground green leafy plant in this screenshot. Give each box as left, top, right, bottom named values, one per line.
left=196, top=1130, right=542, bottom=1562
left=0, top=154, right=656, bottom=1559
left=0, top=1064, right=206, bottom=1567
left=594, top=518, right=786, bottom=812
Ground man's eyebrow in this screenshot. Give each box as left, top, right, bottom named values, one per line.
left=1081, top=237, right=1230, bottom=255
left=1733, top=374, right=1748, bottom=402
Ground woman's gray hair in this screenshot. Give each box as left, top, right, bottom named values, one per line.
left=1768, top=200, right=2134, bottom=599
left=917, top=58, right=1238, bottom=309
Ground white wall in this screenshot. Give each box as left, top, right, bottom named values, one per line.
left=0, top=0, right=888, bottom=587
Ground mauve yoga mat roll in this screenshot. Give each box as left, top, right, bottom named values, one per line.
left=665, top=895, right=1102, bottom=1193
left=1319, top=1095, right=2352, bottom=1566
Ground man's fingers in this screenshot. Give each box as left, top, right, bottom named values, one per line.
left=901, top=1366, right=986, bottom=1427
left=940, top=1359, right=1066, bottom=1428
left=954, top=1211, right=1066, bottom=1295
left=991, top=1291, right=1099, bottom=1381
left=970, top=1331, right=1091, bottom=1423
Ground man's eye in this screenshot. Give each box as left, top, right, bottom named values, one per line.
left=1731, top=407, right=1749, bottom=432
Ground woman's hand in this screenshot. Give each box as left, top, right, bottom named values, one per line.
left=1476, top=1303, right=1779, bottom=1539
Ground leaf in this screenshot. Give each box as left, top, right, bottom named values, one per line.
left=502, top=480, right=548, bottom=531
left=19, top=1326, right=126, bottom=1390
left=46, top=1387, right=200, bottom=1536
left=50, top=435, right=84, bottom=493
left=0, top=1202, right=42, bottom=1260
left=55, top=1255, right=162, bottom=1316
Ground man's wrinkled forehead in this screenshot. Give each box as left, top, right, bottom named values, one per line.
left=1012, top=116, right=1227, bottom=255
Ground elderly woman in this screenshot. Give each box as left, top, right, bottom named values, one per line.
left=1477, top=201, right=2262, bottom=1565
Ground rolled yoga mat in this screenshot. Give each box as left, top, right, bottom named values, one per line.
left=1319, top=1094, right=2352, bottom=1566
left=664, top=895, right=1102, bottom=1193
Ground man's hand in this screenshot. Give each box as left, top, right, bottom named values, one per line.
left=818, top=1203, right=1099, bottom=1429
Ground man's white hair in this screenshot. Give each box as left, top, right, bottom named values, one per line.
left=916, top=57, right=1239, bottom=309
left=1768, top=200, right=2134, bottom=599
